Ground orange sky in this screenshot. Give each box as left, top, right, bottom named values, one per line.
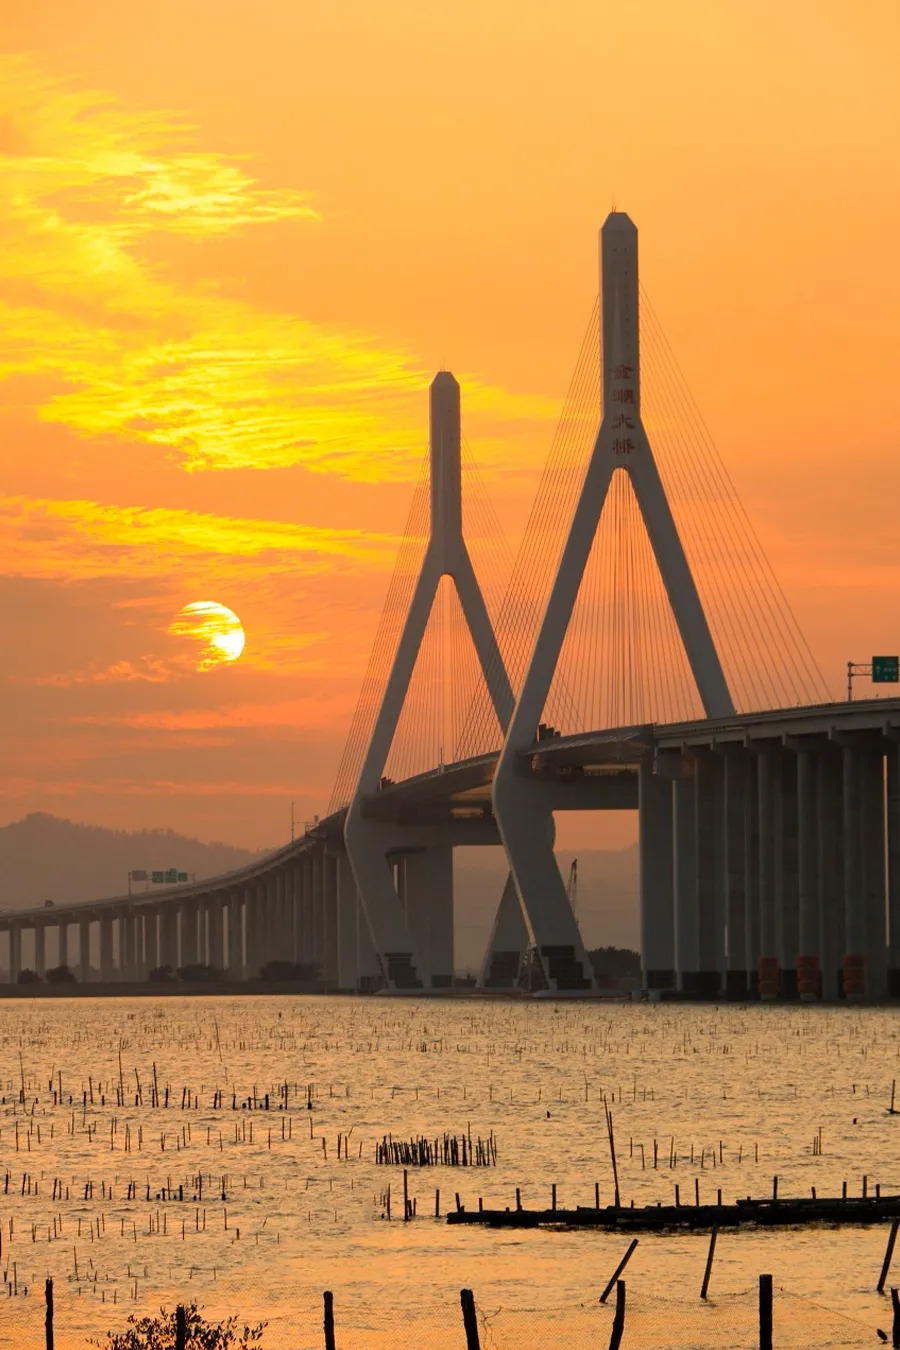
left=1, top=1, right=899, bottom=849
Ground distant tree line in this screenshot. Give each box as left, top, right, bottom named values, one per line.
left=587, top=946, right=641, bottom=980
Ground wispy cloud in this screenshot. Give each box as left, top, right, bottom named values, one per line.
left=73, top=695, right=354, bottom=731
left=31, top=656, right=173, bottom=687
left=0, top=56, right=554, bottom=481
left=0, top=495, right=401, bottom=580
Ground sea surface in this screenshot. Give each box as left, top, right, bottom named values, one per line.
left=0, top=995, right=897, bottom=1348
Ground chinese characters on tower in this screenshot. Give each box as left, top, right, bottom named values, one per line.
left=610, top=365, right=635, bottom=454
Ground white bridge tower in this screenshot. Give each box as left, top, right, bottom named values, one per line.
left=345, top=373, right=515, bottom=990
left=493, top=211, right=735, bottom=992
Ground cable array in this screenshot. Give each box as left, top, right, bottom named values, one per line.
left=639, top=286, right=827, bottom=711
left=331, top=282, right=827, bottom=806
left=328, top=456, right=430, bottom=814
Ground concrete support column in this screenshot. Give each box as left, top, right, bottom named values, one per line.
left=144, top=909, right=159, bottom=974
left=860, top=747, right=887, bottom=1000
left=743, top=753, right=760, bottom=996
left=695, top=752, right=721, bottom=996
left=159, top=906, right=178, bottom=970
left=775, top=751, right=799, bottom=998
left=58, top=920, right=70, bottom=973
left=34, top=924, right=46, bottom=979
left=10, top=924, right=21, bottom=983
left=321, top=853, right=339, bottom=983
left=888, top=747, right=900, bottom=997
left=843, top=744, right=864, bottom=998
left=757, top=751, right=777, bottom=986
left=639, top=759, right=675, bottom=991
left=208, top=897, right=224, bottom=971
left=100, top=914, right=114, bottom=981
left=196, top=904, right=207, bottom=967
left=673, top=770, right=699, bottom=992
left=305, top=856, right=317, bottom=964
left=277, top=870, right=290, bottom=965
left=796, top=750, right=820, bottom=998
left=312, top=851, right=325, bottom=974
left=403, top=846, right=453, bottom=988
left=357, top=893, right=381, bottom=990
left=336, top=852, right=358, bottom=990
left=290, top=865, right=301, bottom=963
left=79, top=917, right=91, bottom=983
left=479, top=874, right=529, bottom=990
left=246, top=883, right=263, bottom=978
left=817, top=751, right=843, bottom=999
left=242, top=886, right=255, bottom=977
left=123, top=912, right=137, bottom=977
left=227, top=891, right=242, bottom=977
left=724, top=751, right=747, bottom=998
left=181, top=901, right=198, bottom=969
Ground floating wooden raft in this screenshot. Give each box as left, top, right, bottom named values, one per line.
left=447, top=1194, right=900, bottom=1232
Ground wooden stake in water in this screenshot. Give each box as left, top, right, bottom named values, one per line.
left=758, top=1274, right=773, bottom=1350
left=700, top=1228, right=718, bottom=1300
left=600, top=1240, right=639, bottom=1304
left=608, top=1280, right=626, bottom=1350
left=323, top=1291, right=336, bottom=1350
left=175, top=1306, right=187, bottom=1350
left=460, top=1288, right=481, bottom=1350
left=879, top=1220, right=900, bottom=1293
left=44, top=1278, right=53, bottom=1350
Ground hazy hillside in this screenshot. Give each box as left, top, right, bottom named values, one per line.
left=0, top=815, right=640, bottom=974
left=0, top=814, right=260, bottom=911
left=454, top=845, right=639, bottom=972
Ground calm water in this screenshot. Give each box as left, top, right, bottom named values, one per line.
left=0, top=995, right=898, bottom=1348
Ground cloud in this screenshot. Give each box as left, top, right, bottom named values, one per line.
left=72, top=695, right=354, bottom=732
left=0, top=55, right=555, bottom=481
left=32, top=656, right=173, bottom=687
left=0, top=494, right=402, bottom=581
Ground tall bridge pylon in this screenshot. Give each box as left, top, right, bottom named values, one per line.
left=493, top=211, right=736, bottom=993
left=344, top=373, right=515, bottom=990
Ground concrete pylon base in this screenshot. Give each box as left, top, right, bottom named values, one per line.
left=725, top=969, right=749, bottom=999
left=479, top=873, right=528, bottom=989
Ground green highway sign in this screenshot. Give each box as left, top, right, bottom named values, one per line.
left=151, top=871, right=165, bottom=884
left=872, top=656, right=899, bottom=684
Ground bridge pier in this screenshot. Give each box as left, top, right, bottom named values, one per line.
left=181, top=901, right=198, bottom=969
left=479, top=873, right=529, bottom=989
left=673, top=770, right=699, bottom=994
left=401, top=846, right=454, bottom=988
left=99, top=913, right=114, bottom=981
left=34, top=922, right=46, bottom=979
left=639, top=759, right=675, bottom=991
left=888, top=747, right=900, bottom=997
left=724, top=751, right=748, bottom=998
left=78, top=917, right=91, bottom=983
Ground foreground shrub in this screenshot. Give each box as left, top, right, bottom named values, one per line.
left=97, top=1303, right=266, bottom=1350
left=259, top=959, right=319, bottom=982
left=46, top=964, right=77, bottom=983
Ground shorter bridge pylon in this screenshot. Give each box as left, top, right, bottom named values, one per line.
left=344, top=373, right=514, bottom=990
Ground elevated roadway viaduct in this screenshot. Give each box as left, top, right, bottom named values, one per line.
left=2, top=694, right=899, bottom=1001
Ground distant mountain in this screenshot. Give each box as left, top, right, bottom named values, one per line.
left=0, top=814, right=641, bottom=976
left=0, top=813, right=261, bottom=911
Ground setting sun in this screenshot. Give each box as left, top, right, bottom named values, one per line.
left=169, top=601, right=245, bottom=671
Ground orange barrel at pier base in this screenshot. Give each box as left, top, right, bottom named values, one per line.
left=797, top=954, right=820, bottom=1001
left=758, top=956, right=779, bottom=1001
left=842, top=953, right=865, bottom=1001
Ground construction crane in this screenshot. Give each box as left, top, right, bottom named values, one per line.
left=567, top=857, right=578, bottom=924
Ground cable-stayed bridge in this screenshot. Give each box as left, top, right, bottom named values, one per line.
left=4, top=212, right=899, bottom=1002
